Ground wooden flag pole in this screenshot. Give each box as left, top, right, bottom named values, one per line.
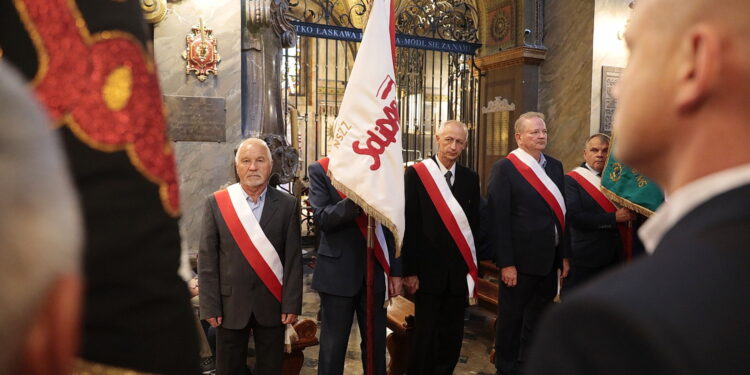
left=366, top=215, right=375, bottom=375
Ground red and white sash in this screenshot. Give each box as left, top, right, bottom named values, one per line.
left=567, top=167, right=616, bottom=212
left=319, top=158, right=392, bottom=303
left=507, top=148, right=566, bottom=230
left=567, top=166, right=632, bottom=260
left=214, top=184, right=284, bottom=302
left=412, top=159, right=478, bottom=303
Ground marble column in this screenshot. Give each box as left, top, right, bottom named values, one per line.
left=154, top=0, right=242, bottom=257
left=538, top=0, right=595, bottom=171
left=537, top=0, right=631, bottom=171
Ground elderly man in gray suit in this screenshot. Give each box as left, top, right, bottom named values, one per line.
left=199, top=138, right=302, bottom=375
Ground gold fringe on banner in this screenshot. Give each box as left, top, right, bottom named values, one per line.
left=329, top=173, right=403, bottom=257
left=601, top=186, right=656, bottom=217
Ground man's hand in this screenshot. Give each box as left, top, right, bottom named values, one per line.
left=281, top=313, right=298, bottom=325
left=403, top=276, right=419, bottom=294
left=207, top=317, right=222, bottom=328
left=187, top=277, right=199, bottom=297
left=561, top=258, right=570, bottom=279
left=501, top=266, right=517, bottom=287
left=389, top=276, right=403, bottom=297
left=615, top=207, right=636, bottom=222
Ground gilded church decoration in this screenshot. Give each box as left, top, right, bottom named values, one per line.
left=287, top=0, right=479, bottom=43
left=182, top=19, right=221, bottom=81
left=486, top=0, right=515, bottom=51
left=140, top=0, right=167, bottom=24
left=610, top=163, right=623, bottom=182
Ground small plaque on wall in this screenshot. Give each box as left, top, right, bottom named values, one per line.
left=165, top=95, right=226, bottom=142
left=600, top=66, right=624, bottom=134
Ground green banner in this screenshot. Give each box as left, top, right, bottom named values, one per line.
left=601, top=150, right=664, bottom=216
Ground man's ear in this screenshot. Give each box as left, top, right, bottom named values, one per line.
left=20, top=274, right=83, bottom=375
left=674, top=25, right=720, bottom=113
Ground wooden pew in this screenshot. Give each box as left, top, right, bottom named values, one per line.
left=281, top=319, right=320, bottom=375
left=385, top=261, right=504, bottom=373
left=478, top=260, right=500, bottom=364
left=386, top=296, right=415, bottom=375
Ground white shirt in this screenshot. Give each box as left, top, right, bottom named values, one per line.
left=639, top=163, right=750, bottom=253
left=435, top=156, right=457, bottom=186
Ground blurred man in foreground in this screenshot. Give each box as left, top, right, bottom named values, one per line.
left=0, top=62, right=83, bottom=375
left=528, top=0, right=750, bottom=373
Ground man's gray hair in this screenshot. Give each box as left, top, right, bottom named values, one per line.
left=514, top=111, right=546, bottom=133
left=586, top=133, right=611, bottom=146
left=437, top=120, right=468, bottom=137
left=0, top=63, right=82, bottom=370
left=235, top=138, right=273, bottom=164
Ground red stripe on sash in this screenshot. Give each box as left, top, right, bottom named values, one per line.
left=214, top=189, right=283, bottom=302
left=412, top=162, right=478, bottom=291
left=506, top=153, right=566, bottom=230
left=567, top=170, right=632, bottom=261
left=567, top=171, right=616, bottom=213
left=318, top=158, right=390, bottom=274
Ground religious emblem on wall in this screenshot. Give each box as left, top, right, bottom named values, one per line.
left=600, top=66, right=624, bottom=134
left=492, top=14, right=510, bottom=41
left=485, top=0, right=515, bottom=53
left=182, top=18, right=221, bottom=81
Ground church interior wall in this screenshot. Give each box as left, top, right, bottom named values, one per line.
left=589, top=0, right=632, bottom=135
left=538, top=0, right=595, bottom=171
left=154, top=0, right=243, bottom=256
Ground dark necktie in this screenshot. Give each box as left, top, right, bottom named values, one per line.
left=445, top=170, right=452, bottom=188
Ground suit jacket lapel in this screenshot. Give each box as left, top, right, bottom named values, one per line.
left=542, top=153, right=553, bottom=177
left=259, top=187, right=280, bottom=230
left=452, top=164, right=463, bottom=195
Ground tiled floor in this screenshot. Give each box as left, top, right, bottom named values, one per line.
left=287, top=250, right=499, bottom=375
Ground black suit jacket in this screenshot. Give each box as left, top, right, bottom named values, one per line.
left=402, top=157, right=480, bottom=296
left=564, top=163, right=621, bottom=267
left=527, top=183, right=750, bottom=375
left=308, top=161, right=401, bottom=297
left=199, top=186, right=302, bottom=329
left=487, top=153, right=566, bottom=276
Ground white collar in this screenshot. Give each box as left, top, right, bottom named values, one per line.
left=517, top=148, right=546, bottom=167
left=435, top=155, right=456, bottom=177
left=639, top=163, right=750, bottom=253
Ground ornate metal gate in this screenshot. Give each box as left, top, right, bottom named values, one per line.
left=281, top=0, right=482, bottom=183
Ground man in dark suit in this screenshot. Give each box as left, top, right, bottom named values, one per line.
left=308, top=157, right=402, bottom=375
left=527, top=1, right=750, bottom=374
left=487, top=112, right=568, bottom=375
left=563, top=134, right=634, bottom=293
left=402, top=120, right=480, bottom=375
left=199, top=138, right=302, bottom=375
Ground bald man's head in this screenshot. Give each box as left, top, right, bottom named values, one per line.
left=614, top=0, right=750, bottom=192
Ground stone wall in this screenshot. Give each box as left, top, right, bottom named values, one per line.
left=538, top=0, right=595, bottom=171
left=590, top=0, right=631, bottom=135
left=539, top=0, right=632, bottom=171
left=154, top=0, right=242, bottom=256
